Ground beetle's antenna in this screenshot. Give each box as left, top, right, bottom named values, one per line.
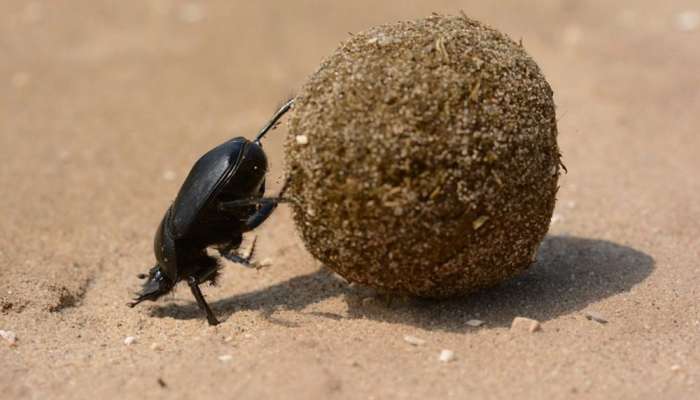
left=254, top=98, right=295, bottom=144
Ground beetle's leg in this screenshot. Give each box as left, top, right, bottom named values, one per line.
left=245, top=199, right=281, bottom=230
left=219, top=237, right=261, bottom=269
left=187, top=276, right=219, bottom=326
left=217, top=196, right=291, bottom=212
left=218, top=178, right=292, bottom=215
left=244, top=178, right=290, bottom=229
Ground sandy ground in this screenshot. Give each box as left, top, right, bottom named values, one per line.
left=1, top=1, right=699, bottom=399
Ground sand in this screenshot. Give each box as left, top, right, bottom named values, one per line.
left=1, top=1, right=698, bottom=399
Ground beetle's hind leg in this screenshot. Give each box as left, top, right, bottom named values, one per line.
left=219, top=237, right=262, bottom=269
left=187, top=277, right=219, bottom=326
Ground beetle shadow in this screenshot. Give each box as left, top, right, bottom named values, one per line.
left=150, top=235, right=654, bottom=331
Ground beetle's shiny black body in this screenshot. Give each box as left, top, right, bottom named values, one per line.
left=129, top=100, right=293, bottom=325
left=157, top=138, right=267, bottom=279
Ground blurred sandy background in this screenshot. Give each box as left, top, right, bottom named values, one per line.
left=1, top=1, right=699, bottom=399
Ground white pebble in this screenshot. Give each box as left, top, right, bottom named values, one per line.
left=218, top=354, right=233, bottom=362
left=367, top=34, right=396, bottom=46
left=295, top=134, right=309, bottom=145
left=124, top=336, right=137, bottom=345
left=403, top=335, right=426, bottom=346
left=466, top=319, right=485, bottom=327
left=550, top=213, right=562, bottom=224
left=511, top=317, right=541, bottom=333
left=0, top=330, right=17, bottom=346
left=676, top=11, right=700, bottom=32
left=584, top=311, right=608, bottom=324
left=438, top=349, right=456, bottom=363
left=150, top=342, right=162, bottom=351
left=376, top=33, right=396, bottom=46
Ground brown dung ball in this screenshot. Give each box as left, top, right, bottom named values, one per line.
left=285, top=14, right=561, bottom=297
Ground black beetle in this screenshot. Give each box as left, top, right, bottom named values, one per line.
left=128, top=99, right=294, bottom=325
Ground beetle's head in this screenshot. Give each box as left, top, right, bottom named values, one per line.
left=128, top=265, right=175, bottom=307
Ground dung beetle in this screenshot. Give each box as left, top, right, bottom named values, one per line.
left=129, top=99, right=294, bottom=325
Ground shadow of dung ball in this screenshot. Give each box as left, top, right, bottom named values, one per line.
left=285, top=14, right=561, bottom=298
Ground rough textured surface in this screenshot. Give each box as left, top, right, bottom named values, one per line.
left=287, top=15, right=560, bottom=297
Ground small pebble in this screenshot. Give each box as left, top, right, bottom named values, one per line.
left=671, top=365, right=682, bottom=372
left=584, top=311, right=608, bottom=324
left=676, top=11, right=700, bottom=32
left=0, top=330, right=17, bottom=346
left=511, top=317, right=541, bottom=333
left=150, top=342, right=162, bottom=351
left=438, top=349, right=456, bottom=363
left=124, top=336, right=137, bottom=345
left=218, top=354, right=233, bottom=362
left=295, top=134, right=309, bottom=145
left=403, top=335, right=426, bottom=346
left=361, top=297, right=375, bottom=307
left=550, top=213, right=562, bottom=224
left=466, top=319, right=485, bottom=327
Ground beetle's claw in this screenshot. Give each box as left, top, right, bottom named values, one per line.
left=127, top=300, right=140, bottom=308
left=245, top=236, right=257, bottom=263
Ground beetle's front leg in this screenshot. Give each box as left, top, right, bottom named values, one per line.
left=218, top=178, right=291, bottom=229
left=243, top=199, right=281, bottom=230
left=187, top=276, right=219, bottom=326
left=217, top=196, right=291, bottom=211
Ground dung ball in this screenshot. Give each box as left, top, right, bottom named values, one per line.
left=285, top=14, right=561, bottom=297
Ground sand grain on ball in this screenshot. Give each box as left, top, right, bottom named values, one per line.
left=286, top=14, right=561, bottom=297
